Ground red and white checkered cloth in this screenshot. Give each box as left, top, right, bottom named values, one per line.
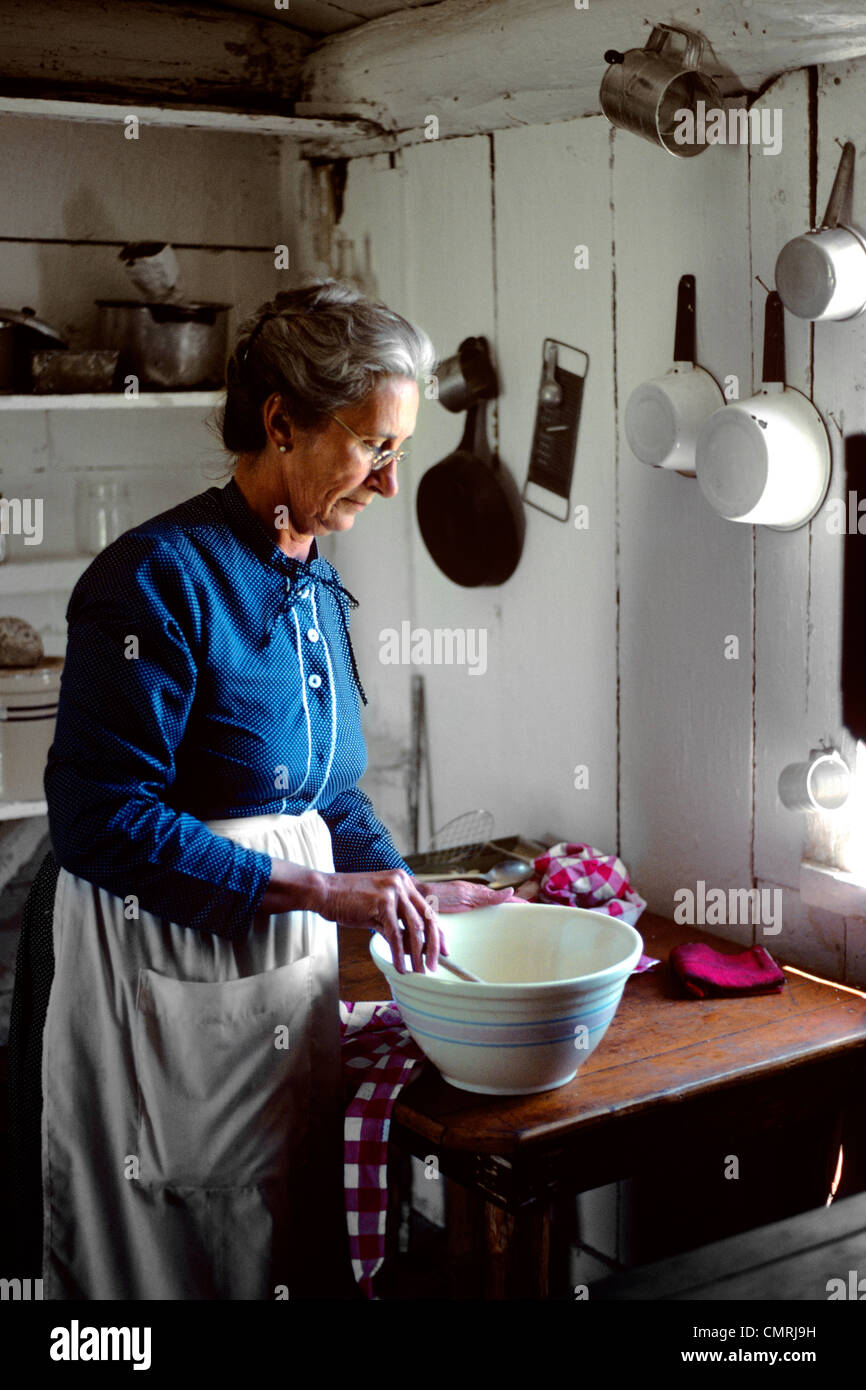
left=518, top=842, right=658, bottom=972
left=339, top=999, right=424, bottom=1298
left=519, top=841, right=645, bottom=916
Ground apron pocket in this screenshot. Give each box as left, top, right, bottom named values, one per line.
left=133, top=956, right=313, bottom=1188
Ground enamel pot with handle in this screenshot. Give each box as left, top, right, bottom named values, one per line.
left=775, top=142, right=866, bottom=322
left=695, top=292, right=831, bottom=530
left=624, top=274, right=724, bottom=475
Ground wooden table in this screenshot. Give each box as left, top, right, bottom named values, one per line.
left=338, top=913, right=866, bottom=1300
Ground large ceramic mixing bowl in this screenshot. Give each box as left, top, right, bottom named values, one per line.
left=369, top=903, right=643, bottom=1095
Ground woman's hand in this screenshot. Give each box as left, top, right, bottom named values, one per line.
left=410, top=880, right=516, bottom=971
left=416, top=880, right=515, bottom=915
left=311, top=868, right=445, bottom=974
left=263, top=861, right=516, bottom=975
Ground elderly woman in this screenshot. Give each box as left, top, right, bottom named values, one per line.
left=8, top=279, right=511, bottom=1301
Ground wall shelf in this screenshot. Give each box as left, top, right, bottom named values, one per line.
left=0, top=96, right=380, bottom=141
left=0, top=799, right=47, bottom=822
left=0, top=391, right=223, bottom=411
left=1, top=557, right=91, bottom=594
left=800, top=860, right=866, bottom=918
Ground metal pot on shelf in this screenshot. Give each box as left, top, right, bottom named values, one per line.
left=0, top=307, right=67, bottom=391
left=95, top=299, right=230, bottom=389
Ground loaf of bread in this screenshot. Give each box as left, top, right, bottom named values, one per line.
left=0, top=615, right=44, bottom=667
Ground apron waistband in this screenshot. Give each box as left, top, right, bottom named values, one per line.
left=204, top=807, right=324, bottom=836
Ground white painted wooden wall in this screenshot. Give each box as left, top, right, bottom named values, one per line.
left=334, top=62, right=866, bottom=988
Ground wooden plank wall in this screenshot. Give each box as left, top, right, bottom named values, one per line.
left=334, top=126, right=618, bottom=856
left=750, top=65, right=866, bottom=980
left=321, top=149, right=421, bottom=850
left=612, top=118, right=753, bottom=926
left=812, top=63, right=866, bottom=985
left=335, top=65, right=866, bottom=986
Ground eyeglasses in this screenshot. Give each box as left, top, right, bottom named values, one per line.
left=327, top=412, right=408, bottom=471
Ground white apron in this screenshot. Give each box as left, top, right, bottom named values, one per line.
left=40, top=809, right=351, bottom=1301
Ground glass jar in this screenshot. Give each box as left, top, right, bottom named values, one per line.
left=75, top=476, right=132, bottom=555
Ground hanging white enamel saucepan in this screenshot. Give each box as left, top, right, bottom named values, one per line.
left=775, top=142, right=866, bottom=322
left=624, top=273, right=723, bottom=476
left=695, top=291, right=830, bottom=530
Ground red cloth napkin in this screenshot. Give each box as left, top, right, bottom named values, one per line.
left=670, top=943, right=786, bottom=998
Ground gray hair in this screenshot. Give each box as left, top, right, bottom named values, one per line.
left=220, top=278, right=437, bottom=454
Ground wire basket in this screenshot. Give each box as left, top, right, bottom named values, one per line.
left=422, top=809, right=495, bottom=871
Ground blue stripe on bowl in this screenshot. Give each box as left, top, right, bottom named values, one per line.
left=394, top=989, right=622, bottom=1030
left=402, top=1018, right=614, bottom=1049
left=396, top=999, right=621, bottom=1047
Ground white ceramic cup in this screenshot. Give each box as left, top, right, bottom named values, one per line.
left=778, top=752, right=850, bottom=812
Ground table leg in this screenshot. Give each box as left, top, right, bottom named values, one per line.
left=484, top=1199, right=551, bottom=1300
left=445, top=1179, right=551, bottom=1299
left=384, top=1146, right=411, bottom=1265
left=445, top=1178, right=484, bottom=1299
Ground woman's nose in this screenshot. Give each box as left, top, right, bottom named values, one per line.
left=370, top=460, right=399, bottom=497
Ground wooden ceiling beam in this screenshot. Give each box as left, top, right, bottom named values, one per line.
left=296, top=0, right=866, bottom=155
left=0, top=0, right=314, bottom=110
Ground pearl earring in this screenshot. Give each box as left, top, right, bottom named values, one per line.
left=278, top=444, right=287, bottom=453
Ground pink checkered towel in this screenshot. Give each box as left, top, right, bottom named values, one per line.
left=517, top=842, right=658, bottom=972
left=339, top=999, right=424, bottom=1298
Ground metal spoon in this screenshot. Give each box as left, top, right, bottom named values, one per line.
left=415, top=856, right=533, bottom=889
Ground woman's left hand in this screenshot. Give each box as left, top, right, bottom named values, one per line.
left=415, top=881, right=515, bottom=958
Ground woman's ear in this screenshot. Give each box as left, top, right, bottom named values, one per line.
left=262, top=394, right=294, bottom=451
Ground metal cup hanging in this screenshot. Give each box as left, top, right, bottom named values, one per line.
left=435, top=336, right=497, bottom=412
left=600, top=23, right=722, bottom=158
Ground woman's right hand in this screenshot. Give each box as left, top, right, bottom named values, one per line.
left=259, top=858, right=441, bottom=973
left=311, top=868, right=443, bottom=975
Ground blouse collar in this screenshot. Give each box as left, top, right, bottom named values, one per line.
left=214, top=476, right=368, bottom=703
left=217, top=475, right=323, bottom=576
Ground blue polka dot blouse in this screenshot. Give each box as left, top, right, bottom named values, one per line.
left=44, top=475, right=411, bottom=940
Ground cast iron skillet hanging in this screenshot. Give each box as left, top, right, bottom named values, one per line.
left=416, top=397, right=525, bottom=586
